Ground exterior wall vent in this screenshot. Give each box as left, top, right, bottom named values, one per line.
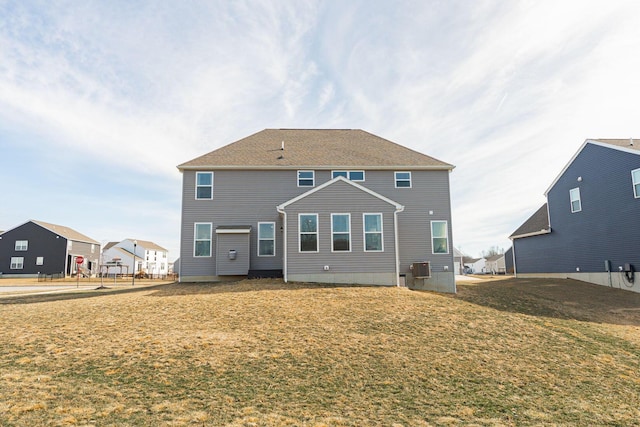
left=412, top=262, right=431, bottom=278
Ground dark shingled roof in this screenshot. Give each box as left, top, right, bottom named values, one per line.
left=510, top=204, right=550, bottom=239
left=178, top=129, right=454, bottom=170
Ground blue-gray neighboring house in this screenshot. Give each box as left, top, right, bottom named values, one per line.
left=510, top=139, right=640, bottom=292
left=0, top=220, right=101, bottom=278
left=177, top=129, right=457, bottom=292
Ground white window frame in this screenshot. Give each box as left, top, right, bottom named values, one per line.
left=431, top=220, right=449, bottom=254
left=10, top=257, right=24, bottom=269
left=363, top=213, right=384, bottom=252
left=331, top=213, right=351, bottom=252
left=36, top=256, right=44, bottom=266
left=332, top=170, right=365, bottom=182
left=195, top=172, right=214, bottom=200
left=193, top=222, right=213, bottom=257
left=632, top=168, right=640, bottom=198
left=299, top=213, right=319, bottom=253
left=15, top=240, right=28, bottom=251
left=395, top=171, right=412, bottom=188
left=297, top=170, right=315, bottom=187
left=570, top=187, right=582, bottom=213
left=257, top=222, right=276, bottom=257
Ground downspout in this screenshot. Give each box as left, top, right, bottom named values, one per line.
left=276, top=205, right=288, bottom=283
left=394, top=205, right=405, bottom=286
left=511, top=239, right=517, bottom=277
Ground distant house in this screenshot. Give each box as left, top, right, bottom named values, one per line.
left=0, top=220, right=100, bottom=278
left=485, top=254, right=506, bottom=274
left=463, top=257, right=486, bottom=274
left=102, top=239, right=169, bottom=278
left=504, top=247, right=514, bottom=274
left=453, top=247, right=465, bottom=275
left=510, top=139, right=640, bottom=292
left=177, top=128, right=457, bottom=292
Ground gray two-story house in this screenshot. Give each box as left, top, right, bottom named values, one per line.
left=177, top=129, right=456, bottom=292
left=510, top=139, right=640, bottom=292
left=0, top=220, right=101, bottom=278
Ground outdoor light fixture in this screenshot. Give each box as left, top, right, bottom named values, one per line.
left=132, top=240, right=137, bottom=286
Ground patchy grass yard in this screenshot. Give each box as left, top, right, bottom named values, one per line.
left=1, top=278, right=639, bottom=426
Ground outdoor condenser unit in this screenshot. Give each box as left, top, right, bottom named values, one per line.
left=412, top=262, right=431, bottom=278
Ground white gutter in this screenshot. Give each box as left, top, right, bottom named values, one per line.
left=276, top=205, right=288, bottom=283
left=393, top=205, right=405, bottom=286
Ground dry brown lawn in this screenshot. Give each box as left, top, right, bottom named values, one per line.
left=1, top=278, right=639, bottom=426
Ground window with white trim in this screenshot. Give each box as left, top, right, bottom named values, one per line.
left=36, top=257, right=44, bottom=265
left=15, top=240, right=28, bottom=251
left=570, top=187, right=581, bottom=213
left=331, top=214, right=351, bottom=252
left=332, top=171, right=365, bottom=181
left=299, top=214, right=318, bottom=252
left=10, top=257, right=24, bottom=269
left=395, top=171, right=412, bottom=188
left=431, top=221, right=449, bottom=254
left=297, top=170, right=315, bottom=187
left=194, top=223, right=212, bottom=257
left=258, top=222, right=276, bottom=256
left=195, top=172, right=214, bottom=199
left=363, top=213, right=383, bottom=252
left=632, top=168, right=640, bottom=198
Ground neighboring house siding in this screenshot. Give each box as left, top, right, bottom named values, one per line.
left=514, top=143, right=640, bottom=274
left=180, top=169, right=454, bottom=284
left=0, top=222, right=67, bottom=276
left=67, top=240, right=100, bottom=275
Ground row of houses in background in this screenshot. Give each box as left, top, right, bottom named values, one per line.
left=0, top=220, right=171, bottom=279
left=453, top=248, right=507, bottom=275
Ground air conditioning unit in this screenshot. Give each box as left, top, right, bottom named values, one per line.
left=412, top=262, right=431, bottom=278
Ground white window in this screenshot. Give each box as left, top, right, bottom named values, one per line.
left=297, top=170, right=315, bottom=187
left=15, top=240, right=28, bottom=251
left=194, top=223, right=212, bottom=257
left=258, top=222, right=276, bottom=256
left=632, top=168, right=640, bottom=198
left=299, top=214, right=318, bottom=252
left=10, top=257, right=24, bottom=269
left=395, top=171, right=412, bottom=188
left=195, top=172, right=214, bottom=199
left=363, top=213, right=384, bottom=252
left=332, top=171, right=365, bottom=181
left=36, top=257, right=44, bottom=265
left=570, top=187, right=581, bottom=213
left=331, top=214, right=351, bottom=252
left=431, top=221, right=449, bottom=254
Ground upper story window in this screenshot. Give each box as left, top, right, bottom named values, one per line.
left=431, top=221, right=449, bottom=254
left=195, top=172, right=214, bottom=199
left=395, top=171, right=412, bottom=188
left=331, top=214, right=351, bottom=252
left=15, top=240, right=28, bottom=251
left=332, top=171, right=365, bottom=181
left=298, top=170, right=315, bottom=187
left=632, top=168, right=640, bottom=198
left=258, top=222, right=276, bottom=257
left=570, top=187, right=581, bottom=213
left=194, top=223, right=212, bottom=257
left=299, top=214, right=318, bottom=252
left=363, top=213, right=383, bottom=252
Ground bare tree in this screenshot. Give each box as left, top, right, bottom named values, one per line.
left=482, top=246, right=504, bottom=258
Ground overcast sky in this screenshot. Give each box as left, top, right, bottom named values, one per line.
left=2, top=0, right=640, bottom=261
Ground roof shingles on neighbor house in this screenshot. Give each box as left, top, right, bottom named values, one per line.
left=31, top=220, right=99, bottom=244
left=509, top=204, right=550, bottom=239
left=178, top=129, right=454, bottom=170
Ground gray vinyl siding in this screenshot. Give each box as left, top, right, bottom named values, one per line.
left=282, top=180, right=398, bottom=277
left=514, top=144, right=640, bottom=274
left=180, top=168, right=454, bottom=283
left=216, top=233, right=250, bottom=275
